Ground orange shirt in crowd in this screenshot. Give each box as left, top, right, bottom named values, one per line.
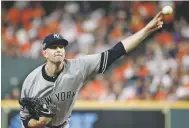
left=21, top=8, right=33, bottom=25
left=80, top=80, right=107, bottom=99
left=38, top=26, right=51, bottom=39
left=111, top=26, right=123, bottom=39
left=138, top=66, right=149, bottom=78
left=8, top=8, right=20, bottom=24
left=47, top=21, right=60, bottom=33
left=20, top=42, right=31, bottom=54
left=163, top=14, right=174, bottom=23
left=131, top=14, right=145, bottom=32
left=155, top=91, right=168, bottom=100
left=155, top=32, right=173, bottom=45
left=32, top=8, right=45, bottom=18
left=136, top=2, right=156, bottom=18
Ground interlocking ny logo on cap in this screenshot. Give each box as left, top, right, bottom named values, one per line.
left=43, top=43, right=46, bottom=49
left=54, top=34, right=60, bottom=39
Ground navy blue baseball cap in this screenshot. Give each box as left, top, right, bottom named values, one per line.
left=43, top=33, right=69, bottom=50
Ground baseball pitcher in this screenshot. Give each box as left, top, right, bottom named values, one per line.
left=19, top=12, right=163, bottom=128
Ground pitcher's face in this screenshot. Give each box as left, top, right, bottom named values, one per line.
left=42, top=44, right=65, bottom=64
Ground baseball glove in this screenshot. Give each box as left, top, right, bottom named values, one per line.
left=19, top=97, right=54, bottom=119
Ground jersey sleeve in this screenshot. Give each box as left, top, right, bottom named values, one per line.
left=78, top=42, right=126, bottom=83
left=19, top=75, right=34, bottom=128
left=77, top=54, right=101, bottom=82
left=20, top=105, right=32, bottom=128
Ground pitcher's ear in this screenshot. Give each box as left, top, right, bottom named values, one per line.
left=42, top=50, right=48, bottom=59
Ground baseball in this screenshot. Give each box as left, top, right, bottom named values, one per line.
left=162, top=6, right=173, bottom=15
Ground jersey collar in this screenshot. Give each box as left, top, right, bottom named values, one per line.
left=42, top=64, right=64, bottom=82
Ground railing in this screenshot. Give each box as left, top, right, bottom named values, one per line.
left=2, top=100, right=189, bottom=128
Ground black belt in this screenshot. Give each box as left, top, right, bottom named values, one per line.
left=46, top=121, right=67, bottom=128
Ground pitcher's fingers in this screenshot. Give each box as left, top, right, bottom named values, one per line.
left=154, top=25, right=162, bottom=31
left=157, top=17, right=163, bottom=21
left=154, top=11, right=163, bottom=19
left=157, top=21, right=164, bottom=26
left=148, top=26, right=161, bottom=33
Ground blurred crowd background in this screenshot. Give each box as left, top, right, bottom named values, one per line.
left=1, top=1, right=189, bottom=101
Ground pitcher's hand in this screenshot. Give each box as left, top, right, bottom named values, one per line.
left=144, top=11, right=164, bottom=33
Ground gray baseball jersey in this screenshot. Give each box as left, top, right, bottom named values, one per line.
left=20, top=42, right=126, bottom=128
left=20, top=53, right=101, bottom=127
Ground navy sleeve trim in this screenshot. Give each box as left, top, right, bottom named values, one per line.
left=98, top=42, right=126, bottom=73
left=99, top=51, right=108, bottom=73
left=98, top=52, right=104, bottom=73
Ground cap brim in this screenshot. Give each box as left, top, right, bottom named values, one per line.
left=46, top=39, right=69, bottom=48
